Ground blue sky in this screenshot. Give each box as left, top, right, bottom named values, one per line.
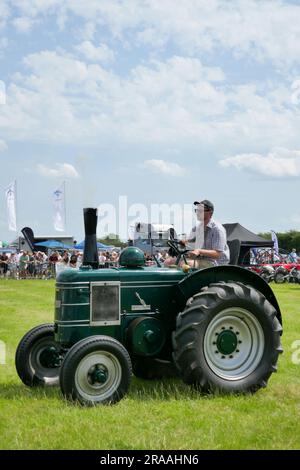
left=1, top=0, right=300, bottom=242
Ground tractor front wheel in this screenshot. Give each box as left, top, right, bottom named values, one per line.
left=60, top=336, right=132, bottom=405
left=173, top=282, right=283, bottom=394
left=15, top=324, right=63, bottom=386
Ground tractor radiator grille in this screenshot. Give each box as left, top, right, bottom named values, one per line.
left=90, top=282, right=120, bottom=326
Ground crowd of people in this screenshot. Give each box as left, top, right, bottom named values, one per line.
left=0, top=248, right=189, bottom=279
left=250, top=248, right=299, bottom=265
left=1, top=245, right=299, bottom=280
left=0, top=250, right=121, bottom=279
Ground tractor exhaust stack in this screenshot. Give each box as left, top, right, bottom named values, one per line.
left=82, top=208, right=99, bottom=269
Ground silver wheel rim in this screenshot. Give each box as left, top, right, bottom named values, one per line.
left=29, top=337, right=61, bottom=384
left=204, top=308, right=265, bottom=381
left=75, top=351, right=122, bottom=403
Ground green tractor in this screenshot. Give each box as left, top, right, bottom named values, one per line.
left=16, top=209, right=283, bottom=405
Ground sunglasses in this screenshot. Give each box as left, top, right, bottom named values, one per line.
left=194, top=207, right=211, bottom=213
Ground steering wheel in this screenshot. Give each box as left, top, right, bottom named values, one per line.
left=167, top=240, right=191, bottom=265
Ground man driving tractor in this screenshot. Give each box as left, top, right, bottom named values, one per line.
left=165, top=199, right=230, bottom=269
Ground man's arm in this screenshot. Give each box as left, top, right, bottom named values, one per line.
left=189, top=223, right=227, bottom=260
left=189, top=248, right=222, bottom=259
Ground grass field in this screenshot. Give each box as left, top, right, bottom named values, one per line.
left=0, top=279, right=300, bottom=450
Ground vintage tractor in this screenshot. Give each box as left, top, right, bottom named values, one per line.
left=15, top=209, right=283, bottom=405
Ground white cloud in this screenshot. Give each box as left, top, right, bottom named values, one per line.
left=0, top=37, right=8, bottom=57
left=0, top=139, right=7, bottom=151
left=36, top=163, right=80, bottom=179
left=220, top=148, right=300, bottom=178
left=0, top=80, right=6, bottom=104
left=10, top=0, right=61, bottom=17
left=76, top=41, right=115, bottom=63
left=0, top=51, right=229, bottom=144
left=8, top=1, right=300, bottom=66
left=23, top=50, right=89, bottom=87
left=0, top=1, right=9, bottom=29
left=1, top=49, right=300, bottom=153
left=144, top=159, right=187, bottom=177
left=12, top=16, right=34, bottom=32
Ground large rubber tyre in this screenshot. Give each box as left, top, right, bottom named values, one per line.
left=15, top=324, right=62, bottom=387
left=60, top=336, right=132, bottom=405
left=132, top=357, right=178, bottom=380
left=172, top=282, right=283, bottom=394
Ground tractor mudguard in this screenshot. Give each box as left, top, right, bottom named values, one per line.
left=176, top=265, right=282, bottom=325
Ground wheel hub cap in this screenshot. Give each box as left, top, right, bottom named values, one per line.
left=39, top=346, right=61, bottom=368
left=89, top=365, right=108, bottom=385
left=75, top=351, right=122, bottom=402
left=204, top=308, right=265, bottom=381
left=216, top=330, right=238, bottom=355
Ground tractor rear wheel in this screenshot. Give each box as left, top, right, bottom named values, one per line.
left=60, top=336, right=132, bottom=405
left=173, top=282, right=283, bottom=394
left=15, top=324, right=63, bottom=386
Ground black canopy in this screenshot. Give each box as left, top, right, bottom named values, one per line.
left=223, top=223, right=273, bottom=265
left=223, top=223, right=273, bottom=247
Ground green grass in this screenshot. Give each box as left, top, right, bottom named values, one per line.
left=0, top=280, right=300, bottom=450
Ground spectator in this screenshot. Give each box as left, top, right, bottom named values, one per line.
left=55, top=252, right=70, bottom=276
left=49, top=251, right=61, bottom=276
left=61, top=252, right=70, bottom=266
left=49, top=251, right=60, bottom=265
left=76, top=251, right=82, bottom=267
left=8, top=253, right=18, bottom=279
left=110, top=251, right=119, bottom=265
left=27, top=252, right=36, bottom=278
left=288, top=248, right=298, bottom=264
left=69, top=253, right=78, bottom=268
left=0, top=252, right=9, bottom=278
left=19, top=251, right=29, bottom=279
left=99, top=251, right=106, bottom=267
left=35, top=252, right=46, bottom=279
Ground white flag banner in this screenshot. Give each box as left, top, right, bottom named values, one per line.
left=5, top=180, right=17, bottom=231
left=271, top=230, right=279, bottom=255
left=53, top=182, right=66, bottom=232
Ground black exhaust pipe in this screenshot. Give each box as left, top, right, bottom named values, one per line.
left=82, top=208, right=99, bottom=269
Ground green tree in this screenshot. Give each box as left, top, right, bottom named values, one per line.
left=258, top=230, right=300, bottom=253
left=97, top=233, right=127, bottom=248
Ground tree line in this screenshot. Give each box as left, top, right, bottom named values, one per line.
left=98, top=234, right=127, bottom=248
left=259, top=230, right=300, bottom=253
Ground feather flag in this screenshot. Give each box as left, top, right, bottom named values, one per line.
left=5, top=180, right=17, bottom=231
left=270, top=230, right=279, bottom=255
left=53, top=182, right=66, bottom=232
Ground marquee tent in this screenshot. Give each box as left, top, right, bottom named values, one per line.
left=223, top=223, right=274, bottom=265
